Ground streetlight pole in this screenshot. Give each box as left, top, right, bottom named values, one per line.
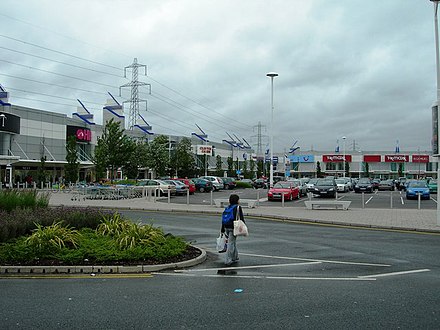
left=430, top=0, right=440, bottom=226
left=267, top=72, right=278, bottom=188
left=358, top=150, right=362, bottom=179
left=342, top=136, right=346, bottom=177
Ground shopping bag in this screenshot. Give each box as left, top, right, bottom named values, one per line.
left=216, top=233, right=227, bottom=253
left=233, top=219, right=249, bottom=236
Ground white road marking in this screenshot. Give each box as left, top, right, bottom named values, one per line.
left=175, top=261, right=321, bottom=273
left=400, top=197, right=404, bottom=205
left=431, top=197, right=438, bottom=204
left=358, top=269, right=430, bottom=279
left=365, top=196, right=373, bottom=204
left=240, top=253, right=390, bottom=267
left=155, top=272, right=376, bottom=281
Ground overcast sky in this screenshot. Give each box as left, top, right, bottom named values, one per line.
left=0, top=0, right=437, bottom=154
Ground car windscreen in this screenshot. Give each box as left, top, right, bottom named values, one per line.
left=317, top=180, right=333, bottom=186
left=274, top=183, right=291, bottom=189
left=335, top=179, right=345, bottom=184
left=409, top=182, right=428, bottom=188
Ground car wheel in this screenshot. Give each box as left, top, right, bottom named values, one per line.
left=199, top=187, right=205, bottom=193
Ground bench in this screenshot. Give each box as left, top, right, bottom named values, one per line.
left=304, top=200, right=351, bottom=210
left=214, top=198, right=257, bottom=208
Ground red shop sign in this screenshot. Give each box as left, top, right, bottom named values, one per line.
left=412, top=155, right=429, bottom=163
left=363, top=155, right=381, bottom=162
left=322, top=154, right=352, bottom=162
left=384, top=155, right=409, bottom=162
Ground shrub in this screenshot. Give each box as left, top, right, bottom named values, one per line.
left=0, top=189, right=50, bottom=212
left=25, top=222, right=81, bottom=252
left=235, top=181, right=253, bottom=189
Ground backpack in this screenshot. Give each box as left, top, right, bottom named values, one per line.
left=222, top=204, right=237, bottom=225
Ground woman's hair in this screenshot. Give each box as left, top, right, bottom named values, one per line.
left=229, top=194, right=240, bottom=205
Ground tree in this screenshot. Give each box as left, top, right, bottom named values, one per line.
left=316, top=161, right=322, bottom=178
left=345, top=162, right=350, bottom=177
left=364, top=162, right=370, bottom=177
left=146, top=135, right=170, bottom=178
left=93, top=119, right=134, bottom=183
left=124, top=139, right=148, bottom=180
left=242, top=160, right=248, bottom=178
left=64, top=135, right=79, bottom=184
left=398, top=163, right=404, bottom=177
left=249, top=158, right=256, bottom=179
left=257, top=160, right=264, bottom=178
left=37, top=156, right=47, bottom=186
left=227, top=157, right=234, bottom=177
left=171, top=137, right=196, bottom=178
left=215, top=155, right=223, bottom=177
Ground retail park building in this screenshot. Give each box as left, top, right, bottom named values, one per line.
left=0, top=89, right=437, bottom=187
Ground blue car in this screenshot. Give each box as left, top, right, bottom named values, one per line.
left=405, top=181, right=430, bottom=200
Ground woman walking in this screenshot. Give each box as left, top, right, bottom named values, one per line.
left=221, top=194, right=245, bottom=266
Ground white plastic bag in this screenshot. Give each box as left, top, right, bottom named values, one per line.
left=233, top=219, right=249, bottom=236
left=216, top=233, right=227, bottom=253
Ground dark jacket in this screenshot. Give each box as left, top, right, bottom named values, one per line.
left=221, top=204, right=245, bottom=233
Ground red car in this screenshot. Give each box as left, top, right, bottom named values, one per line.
left=176, top=178, right=196, bottom=195
left=268, top=181, right=300, bottom=201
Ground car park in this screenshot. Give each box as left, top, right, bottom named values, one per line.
left=378, top=179, right=394, bottom=191
left=164, top=180, right=188, bottom=195
left=289, top=179, right=308, bottom=196
left=199, top=176, right=223, bottom=191
left=342, top=177, right=354, bottom=191
left=191, top=178, right=213, bottom=192
left=406, top=180, right=430, bottom=200
left=305, top=178, right=319, bottom=191
left=428, top=179, right=437, bottom=193
left=221, top=177, right=236, bottom=190
left=252, top=178, right=267, bottom=189
left=396, top=177, right=407, bottom=191
left=354, top=178, right=373, bottom=193
left=137, top=179, right=177, bottom=195
left=309, top=178, right=337, bottom=198
left=371, top=179, right=380, bottom=190
left=267, top=181, right=300, bottom=201
left=335, top=178, right=349, bottom=192
left=176, top=178, right=196, bottom=195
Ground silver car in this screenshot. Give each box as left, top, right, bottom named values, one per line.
left=199, top=176, right=224, bottom=191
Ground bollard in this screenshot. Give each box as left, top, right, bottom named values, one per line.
left=153, top=188, right=157, bottom=203
left=335, top=190, right=338, bottom=200
left=256, top=190, right=260, bottom=207
left=186, top=189, right=190, bottom=205
left=362, top=192, right=365, bottom=209
left=390, top=191, right=393, bottom=209
left=418, top=192, right=421, bottom=210
left=168, top=189, right=171, bottom=204
left=210, top=190, right=213, bottom=206
left=308, top=192, right=312, bottom=201
left=281, top=193, right=285, bottom=208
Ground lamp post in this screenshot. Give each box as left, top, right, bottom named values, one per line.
left=267, top=72, right=278, bottom=188
left=342, top=136, right=346, bottom=177
left=430, top=0, right=440, bottom=226
left=358, top=150, right=362, bottom=179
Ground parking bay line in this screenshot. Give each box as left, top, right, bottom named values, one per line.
left=358, top=269, right=430, bottom=279
left=175, top=261, right=322, bottom=273
left=240, top=252, right=390, bottom=267
left=365, top=196, right=374, bottom=204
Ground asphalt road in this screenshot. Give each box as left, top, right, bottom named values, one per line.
left=1, top=211, right=439, bottom=329
left=163, top=187, right=438, bottom=210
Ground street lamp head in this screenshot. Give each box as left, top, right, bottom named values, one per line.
left=342, top=136, right=346, bottom=140
left=266, top=72, right=279, bottom=78
left=430, top=0, right=440, bottom=3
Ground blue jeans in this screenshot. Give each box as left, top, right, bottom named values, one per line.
left=225, top=228, right=238, bottom=265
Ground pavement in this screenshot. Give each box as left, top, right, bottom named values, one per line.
left=49, top=192, right=440, bottom=233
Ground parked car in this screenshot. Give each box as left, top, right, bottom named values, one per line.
left=191, top=178, right=213, bottom=192
left=354, top=178, right=373, bottom=193
left=199, top=176, right=223, bottom=191
left=428, top=179, right=438, bottom=194
left=290, top=179, right=308, bottom=196
left=342, top=177, right=354, bottom=191
left=164, top=180, right=188, bottom=195
left=305, top=178, right=319, bottom=191
left=378, top=179, right=394, bottom=191
left=137, top=179, right=177, bottom=196
left=406, top=180, right=430, bottom=200
left=309, top=179, right=337, bottom=198
left=335, top=178, right=349, bottom=192
left=252, top=178, right=267, bottom=189
left=221, top=177, right=236, bottom=190
left=371, top=179, right=380, bottom=190
left=267, top=181, right=300, bottom=201
left=176, top=178, right=196, bottom=195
